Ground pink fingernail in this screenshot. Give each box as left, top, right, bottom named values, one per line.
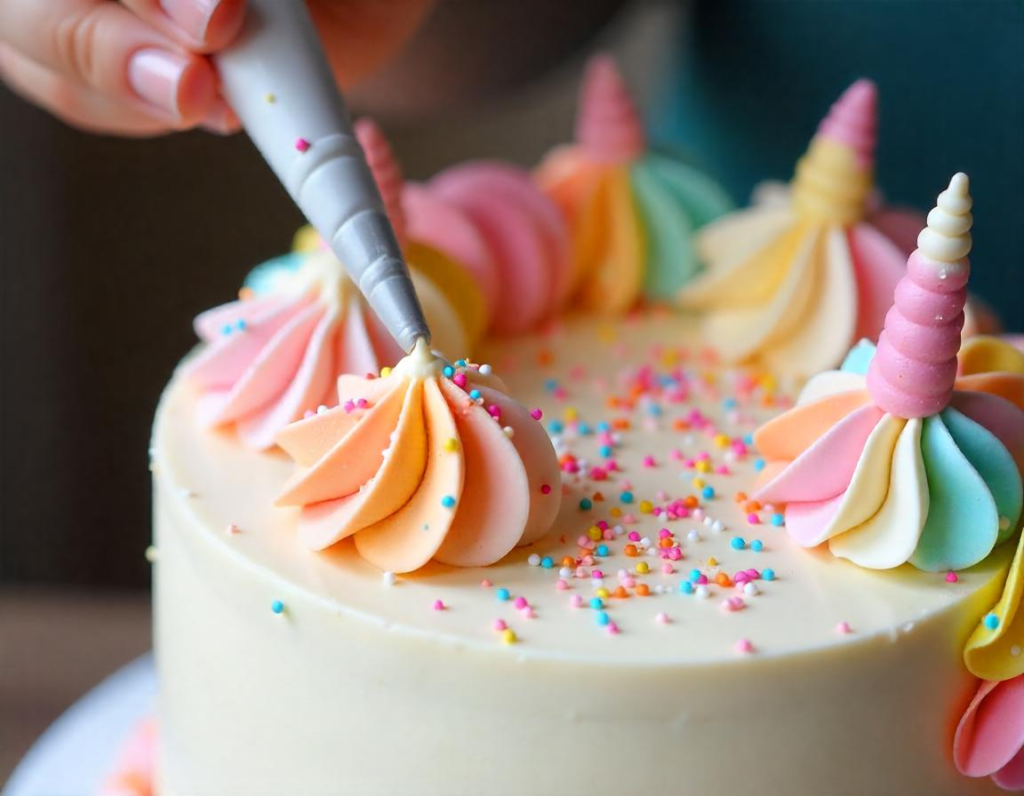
left=160, top=0, right=221, bottom=43
left=128, top=49, right=190, bottom=115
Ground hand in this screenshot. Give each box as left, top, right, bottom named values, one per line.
left=0, top=0, right=435, bottom=137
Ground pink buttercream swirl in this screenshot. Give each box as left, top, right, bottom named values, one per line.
left=574, top=54, right=645, bottom=164
left=866, top=173, right=973, bottom=418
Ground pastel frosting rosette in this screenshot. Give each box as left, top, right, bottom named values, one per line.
left=753, top=174, right=1024, bottom=573
left=679, top=79, right=919, bottom=374
left=404, top=159, right=571, bottom=336
left=275, top=340, right=562, bottom=573
left=954, top=675, right=1024, bottom=791
left=182, top=122, right=476, bottom=451
left=535, top=54, right=733, bottom=311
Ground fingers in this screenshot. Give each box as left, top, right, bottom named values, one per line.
left=0, top=0, right=218, bottom=125
left=119, top=0, right=246, bottom=53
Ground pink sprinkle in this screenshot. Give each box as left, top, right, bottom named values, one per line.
left=480, top=579, right=492, bottom=588
left=735, top=638, right=754, bottom=655
left=356, top=398, right=368, bottom=408
left=836, top=621, right=853, bottom=635
left=493, top=619, right=507, bottom=631
left=692, top=508, right=705, bottom=522
left=642, top=455, right=657, bottom=468
left=295, top=137, right=311, bottom=152
left=656, top=612, right=671, bottom=625
left=575, top=566, right=588, bottom=579
left=581, top=555, right=595, bottom=566
left=487, top=404, right=501, bottom=418
left=602, top=529, right=615, bottom=541
left=696, top=575, right=709, bottom=585
left=721, top=596, right=746, bottom=613
left=522, top=607, right=537, bottom=619
left=655, top=490, right=669, bottom=502
left=226, top=523, right=240, bottom=535
left=303, top=409, right=314, bottom=419
left=715, top=465, right=730, bottom=475
left=746, top=512, right=761, bottom=525
left=622, top=514, right=637, bottom=525
left=570, top=594, right=584, bottom=608
left=597, top=521, right=609, bottom=530
left=432, top=600, right=446, bottom=611
left=628, top=531, right=641, bottom=542
left=530, top=408, right=543, bottom=421
left=555, top=579, right=569, bottom=591
left=342, top=400, right=355, bottom=413
left=661, top=563, right=674, bottom=574
left=452, top=372, right=468, bottom=389
left=577, top=535, right=591, bottom=547
left=667, top=547, right=682, bottom=561
left=659, top=528, right=672, bottom=539
left=592, top=569, right=605, bottom=580
left=607, top=622, right=620, bottom=635
left=513, top=596, right=529, bottom=610
left=670, top=449, right=683, bottom=461
left=622, top=576, right=636, bottom=588
left=945, top=572, right=959, bottom=583
left=540, top=484, right=552, bottom=495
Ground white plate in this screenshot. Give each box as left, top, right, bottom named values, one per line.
left=5, top=655, right=156, bottom=796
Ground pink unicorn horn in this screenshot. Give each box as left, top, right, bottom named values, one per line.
left=574, top=54, right=645, bottom=164
left=355, top=118, right=407, bottom=247
left=816, top=78, right=878, bottom=170
left=866, top=173, right=973, bottom=418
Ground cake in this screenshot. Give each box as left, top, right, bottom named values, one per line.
left=114, top=58, right=1023, bottom=796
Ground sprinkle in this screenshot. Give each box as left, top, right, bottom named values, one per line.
left=528, top=554, right=541, bottom=566
left=983, top=614, right=1000, bottom=631
left=596, top=544, right=609, bottom=557
left=836, top=621, right=852, bottom=635
left=619, top=491, right=634, bottom=504
left=731, top=538, right=746, bottom=551
left=750, top=540, right=764, bottom=553
left=695, top=585, right=710, bottom=600
left=753, top=458, right=765, bottom=472
left=746, top=513, right=761, bottom=525
left=226, top=523, right=240, bottom=535
left=469, top=389, right=482, bottom=401
left=743, top=582, right=759, bottom=597
left=595, top=611, right=610, bottom=626
left=271, top=600, right=285, bottom=615
left=635, top=561, right=650, bottom=575
left=570, top=594, right=584, bottom=608
left=144, top=546, right=158, bottom=563
left=945, top=572, right=959, bottom=583
left=541, top=556, right=554, bottom=569
left=771, top=513, right=785, bottom=527
left=441, top=495, right=457, bottom=509
left=433, top=599, right=446, bottom=611
left=382, top=571, right=397, bottom=587
left=701, top=486, right=715, bottom=499
left=501, top=629, right=518, bottom=645
left=590, top=597, right=604, bottom=610
left=556, top=579, right=569, bottom=590
left=656, top=612, right=671, bottom=624
left=443, top=365, right=455, bottom=378
left=479, top=364, right=492, bottom=375
left=721, top=596, right=745, bottom=612
left=264, top=92, right=276, bottom=103
left=762, top=569, right=776, bottom=581
left=530, top=408, right=543, bottom=420
left=380, top=366, right=392, bottom=378
left=687, top=530, right=701, bottom=542
left=579, top=498, right=593, bottom=511
left=680, top=581, right=694, bottom=595
left=496, top=588, right=511, bottom=601
left=734, top=639, right=754, bottom=655
left=493, top=619, right=507, bottom=631
left=480, top=579, right=492, bottom=588
left=443, top=438, right=459, bottom=452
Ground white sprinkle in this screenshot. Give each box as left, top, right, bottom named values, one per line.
left=743, top=582, right=759, bottom=597
left=316, top=404, right=329, bottom=414
left=382, top=571, right=397, bottom=587
left=656, top=612, right=671, bottom=625
left=559, top=567, right=573, bottom=578
left=695, top=585, right=710, bottom=600
left=178, top=488, right=194, bottom=498
left=527, top=553, right=541, bottom=566
left=479, top=364, right=492, bottom=375
left=1011, top=646, right=1021, bottom=658
left=639, top=537, right=652, bottom=549
left=613, top=525, right=625, bottom=536
left=687, top=530, right=701, bottom=542
left=712, top=520, right=725, bottom=533
left=502, top=426, right=515, bottom=438
left=702, top=516, right=713, bottom=527
left=144, top=546, right=158, bottom=563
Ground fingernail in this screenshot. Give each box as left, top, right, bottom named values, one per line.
left=160, top=0, right=221, bottom=43
left=128, top=49, right=190, bottom=115
left=202, top=102, right=241, bottom=135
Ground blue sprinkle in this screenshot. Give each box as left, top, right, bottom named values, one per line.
left=701, top=486, right=715, bottom=500
left=595, top=610, right=610, bottom=626
left=689, top=569, right=701, bottom=582
left=763, top=569, right=776, bottom=582
left=753, top=458, right=766, bottom=472
left=579, top=498, right=593, bottom=511
left=221, top=324, right=233, bottom=336
left=540, top=556, right=554, bottom=569
left=596, top=422, right=611, bottom=433
left=680, top=581, right=694, bottom=595
left=590, top=597, right=604, bottom=610
left=647, top=404, right=663, bottom=417
left=620, top=491, right=634, bottom=504
left=744, top=433, right=754, bottom=446
left=549, top=420, right=564, bottom=434
left=984, top=614, right=1000, bottom=631
left=469, top=389, right=481, bottom=401
left=731, top=537, right=746, bottom=551
left=496, top=588, right=511, bottom=602
left=599, top=445, right=613, bottom=458
left=771, top=513, right=785, bottom=527
left=578, top=423, right=592, bottom=436
left=235, top=319, right=247, bottom=331
left=271, top=600, right=285, bottom=615
left=441, top=495, right=457, bottom=509
left=596, top=544, right=609, bottom=557
left=455, top=359, right=467, bottom=367
left=751, top=540, right=764, bottom=553
left=442, top=365, right=455, bottom=378
left=544, top=379, right=558, bottom=392
left=722, top=398, right=738, bottom=410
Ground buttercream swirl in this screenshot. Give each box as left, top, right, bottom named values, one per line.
left=954, top=676, right=1024, bottom=791
left=753, top=175, right=1024, bottom=573
left=679, top=79, right=919, bottom=376
left=535, top=54, right=733, bottom=311
left=275, top=340, right=562, bottom=572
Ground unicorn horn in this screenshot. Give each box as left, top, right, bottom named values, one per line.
left=355, top=118, right=407, bottom=247
left=574, top=54, right=645, bottom=164
left=866, top=173, right=973, bottom=418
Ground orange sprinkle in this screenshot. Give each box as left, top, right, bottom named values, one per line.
left=744, top=500, right=762, bottom=513
left=592, top=492, right=605, bottom=502
left=561, top=556, right=575, bottom=568
left=537, top=349, right=554, bottom=366
left=612, top=418, right=631, bottom=431
left=683, top=496, right=699, bottom=509
left=659, top=538, right=674, bottom=549
left=672, top=418, right=691, bottom=431
left=635, top=583, right=650, bottom=597
left=715, top=572, right=733, bottom=587
left=624, top=544, right=638, bottom=557
left=613, top=586, right=629, bottom=599
left=734, top=492, right=748, bottom=503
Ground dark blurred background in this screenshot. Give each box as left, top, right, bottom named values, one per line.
left=1, top=0, right=1021, bottom=778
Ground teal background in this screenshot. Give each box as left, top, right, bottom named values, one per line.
left=655, top=0, right=1024, bottom=330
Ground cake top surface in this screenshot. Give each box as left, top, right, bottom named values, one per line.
left=156, top=313, right=1010, bottom=666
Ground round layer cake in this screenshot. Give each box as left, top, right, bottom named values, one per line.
left=152, top=313, right=1009, bottom=796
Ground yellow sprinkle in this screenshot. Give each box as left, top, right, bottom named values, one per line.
left=380, top=366, right=392, bottom=378
left=610, top=507, right=623, bottom=518
left=443, top=438, right=459, bottom=452
left=692, top=478, right=706, bottom=489
left=636, top=561, right=650, bottom=574
left=265, top=92, right=277, bottom=103
left=639, top=500, right=654, bottom=514
left=696, top=460, right=712, bottom=474
left=564, top=407, right=579, bottom=422
left=595, top=587, right=610, bottom=599
left=144, top=545, right=158, bottom=563
left=760, top=374, right=777, bottom=391
left=660, top=349, right=680, bottom=367
left=599, top=326, right=617, bottom=343
left=501, top=629, right=517, bottom=645
left=708, top=556, right=718, bottom=567
left=713, top=434, right=730, bottom=448
left=587, top=526, right=602, bottom=541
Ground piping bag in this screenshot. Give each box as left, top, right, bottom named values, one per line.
left=214, top=0, right=430, bottom=353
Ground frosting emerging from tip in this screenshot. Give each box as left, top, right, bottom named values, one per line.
left=275, top=345, right=562, bottom=572
left=679, top=79, right=916, bottom=375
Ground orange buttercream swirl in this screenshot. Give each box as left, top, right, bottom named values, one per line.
left=275, top=341, right=562, bottom=572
